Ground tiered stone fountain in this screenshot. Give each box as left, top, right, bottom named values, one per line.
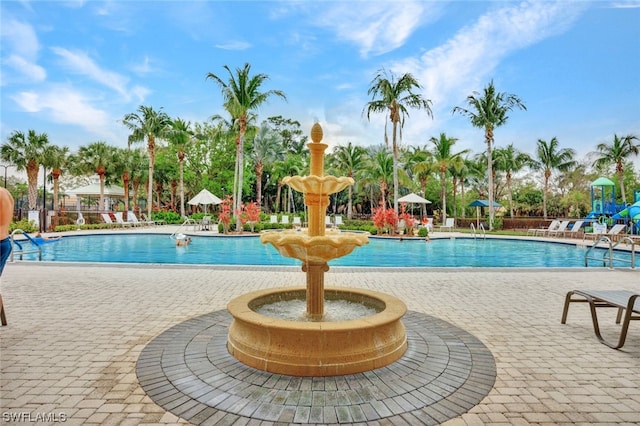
left=227, top=123, right=408, bottom=377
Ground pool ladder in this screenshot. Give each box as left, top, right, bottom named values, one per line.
left=9, top=229, right=42, bottom=261
left=584, top=236, right=636, bottom=269
left=470, top=223, right=486, bottom=240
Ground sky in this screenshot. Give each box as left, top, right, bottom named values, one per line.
left=2, top=0, right=640, bottom=174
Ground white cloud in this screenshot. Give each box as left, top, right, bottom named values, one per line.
left=314, top=1, right=436, bottom=57
left=389, top=1, right=588, bottom=140
left=51, top=47, right=131, bottom=98
left=215, top=40, right=252, bottom=51
left=0, top=18, right=46, bottom=83
left=11, top=86, right=110, bottom=135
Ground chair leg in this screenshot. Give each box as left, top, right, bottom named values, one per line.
left=0, top=293, right=7, bottom=326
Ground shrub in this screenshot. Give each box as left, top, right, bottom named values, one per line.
left=418, top=227, right=429, bottom=238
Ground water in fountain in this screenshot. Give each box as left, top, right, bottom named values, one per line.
left=255, top=298, right=380, bottom=322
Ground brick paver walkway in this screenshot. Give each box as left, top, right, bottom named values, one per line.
left=1, top=262, right=639, bottom=424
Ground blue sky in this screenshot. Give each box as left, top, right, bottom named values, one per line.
left=2, top=0, right=640, bottom=170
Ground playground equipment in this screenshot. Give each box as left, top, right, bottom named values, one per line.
left=586, top=177, right=626, bottom=219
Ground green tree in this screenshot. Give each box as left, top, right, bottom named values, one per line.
left=531, top=137, right=576, bottom=219
left=73, top=141, right=116, bottom=211
left=331, top=142, right=367, bottom=219
left=167, top=117, right=193, bottom=217
left=364, top=68, right=433, bottom=214
left=430, top=133, right=468, bottom=224
left=1, top=130, right=51, bottom=210
left=250, top=122, right=282, bottom=209
left=591, top=134, right=639, bottom=204
left=452, top=80, right=526, bottom=229
left=493, top=144, right=532, bottom=217
left=207, top=63, right=287, bottom=230
left=122, top=105, right=171, bottom=219
left=42, top=144, right=70, bottom=215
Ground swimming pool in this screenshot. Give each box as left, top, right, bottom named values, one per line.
left=11, top=234, right=638, bottom=267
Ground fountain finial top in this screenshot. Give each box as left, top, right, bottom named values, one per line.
left=310, top=123, right=323, bottom=144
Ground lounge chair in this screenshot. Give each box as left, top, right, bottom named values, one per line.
left=334, top=215, right=343, bottom=228
left=142, top=213, right=166, bottom=225
left=292, top=217, right=302, bottom=228
left=562, top=220, right=585, bottom=238
left=128, top=211, right=154, bottom=227
left=269, top=215, right=278, bottom=225
left=280, top=215, right=289, bottom=226
left=113, top=212, right=133, bottom=228
left=439, top=217, right=455, bottom=232
left=561, top=290, right=640, bottom=349
left=527, top=219, right=559, bottom=237
left=583, top=223, right=626, bottom=241
left=547, top=220, right=571, bottom=237
left=325, top=216, right=332, bottom=228
left=101, top=213, right=118, bottom=228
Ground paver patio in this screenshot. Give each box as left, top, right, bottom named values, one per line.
left=1, top=236, right=639, bottom=424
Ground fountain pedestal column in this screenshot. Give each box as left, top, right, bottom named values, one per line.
left=302, top=261, right=329, bottom=319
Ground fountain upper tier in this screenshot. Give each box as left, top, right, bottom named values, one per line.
left=282, top=174, right=353, bottom=197
left=261, top=230, right=368, bottom=264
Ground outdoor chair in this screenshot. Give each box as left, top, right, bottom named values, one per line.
left=270, top=215, right=278, bottom=224
left=100, top=213, right=118, bottom=228
left=142, top=213, right=166, bottom=225
left=292, top=217, right=302, bottom=228
left=439, top=217, right=455, bottom=232
left=280, top=215, right=290, bottom=226
left=334, top=215, right=343, bottom=228
left=547, top=220, right=571, bottom=237
left=527, top=219, right=559, bottom=237
left=325, top=216, right=332, bottom=228
left=563, top=220, right=585, bottom=238
left=113, top=212, right=133, bottom=228
left=128, top=211, right=154, bottom=226
left=561, top=289, right=640, bottom=349
left=200, top=215, right=212, bottom=231
left=583, top=223, right=626, bottom=241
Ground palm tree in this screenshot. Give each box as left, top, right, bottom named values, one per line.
left=122, top=105, right=171, bottom=219
left=591, top=134, right=639, bottom=204
left=1, top=130, right=51, bottom=210
left=74, top=141, right=115, bottom=211
left=452, top=80, right=526, bottom=229
left=167, top=117, right=193, bottom=217
left=363, top=147, right=394, bottom=208
left=250, top=122, right=282, bottom=209
left=412, top=146, right=435, bottom=218
left=331, top=142, right=367, bottom=219
left=531, top=137, right=576, bottom=219
left=207, top=63, right=287, bottom=231
left=364, top=68, right=433, bottom=214
left=430, top=133, right=468, bottom=224
left=42, top=144, right=70, bottom=217
left=493, top=144, right=532, bottom=217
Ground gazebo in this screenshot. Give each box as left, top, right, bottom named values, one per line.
left=67, top=184, right=126, bottom=211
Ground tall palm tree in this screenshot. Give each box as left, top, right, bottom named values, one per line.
left=591, top=134, right=639, bottom=204
left=493, top=144, right=532, bottom=217
left=331, top=142, right=367, bottom=219
left=42, top=144, right=70, bottom=216
left=167, top=117, right=193, bottom=217
left=74, top=141, right=115, bottom=212
left=364, top=68, right=433, bottom=214
left=363, top=147, right=394, bottom=208
left=430, top=133, right=468, bottom=224
left=531, top=137, right=576, bottom=219
left=122, top=105, right=171, bottom=219
left=1, top=130, right=51, bottom=210
left=207, top=63, right=286, bottom=230
left=452, top=80, right=526, bottom=229
left=250, top=122, right=282, bottom=209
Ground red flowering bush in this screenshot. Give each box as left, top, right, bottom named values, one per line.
left=218, top=196, right=233, bottom=233
left=239, top=201, right=261, bottom=232
left=398, top=203, right=415, bottom=235
left=372, top=204, right=399, bottom=235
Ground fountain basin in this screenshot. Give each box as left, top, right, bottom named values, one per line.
left=227, top=286, right=408, bottom=376
left=283, top=175, right=354, bottom=195
left=260, top=230, right=369, bottom=263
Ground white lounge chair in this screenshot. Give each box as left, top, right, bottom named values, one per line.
left=113, top=212, right=133, bottom=228
left=142, top=212, right=166, bottom=225
left=270, top=215, right=278, bottom=224
left=100, top=213, right=117, bottom=227
left=200, top=215, right=212, bottom=231
left=547, top=220, right=571, bottom=237
left=583, top=223, right=626, bottom=241
left=334, top=215, right=343, bottom=228
left=325, top=216, right=332, bottom=228
left=527, top=219, right=559, bottom=237
left=292, top=217, right=302, bottom=228
left=280, top=215, right=289, bottom=226
left=128, top=211, right=154, bottom=226
left=440, top=217, right=455, bottom=232
left=563, top=220, right=585, bottom=238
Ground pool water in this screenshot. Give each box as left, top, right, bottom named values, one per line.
left=12, top=234, right=638, bottom=267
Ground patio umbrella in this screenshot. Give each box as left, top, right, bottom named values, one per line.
left=468, top=199, right=502, bottom=228
left=187, top=189, right=222, bottom=213
left=398, top=193, right=431, bottom=216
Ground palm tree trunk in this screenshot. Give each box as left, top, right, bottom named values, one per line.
left=507, top=173, right=514, bottom=218
left=485, top=127, right=495, bottom=230
left=391, top=120, right=399, bottom=214
left=236, top=131, right=245, bottom=232
left=618, top=167, right=627, bottom=205
left=99, top=174, right=105, bottom=212
left=27, top=163, right=38, bottom=210
left=347, top=185, right=353, bottom=220
left=441, top=171, right=447, bottom=224
left=147, top=137, right=155, bottom=219
left=179, top=160, right=185, bottom=217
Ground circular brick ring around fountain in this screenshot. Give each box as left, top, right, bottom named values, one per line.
left=137, top=309, right=496, bottom=425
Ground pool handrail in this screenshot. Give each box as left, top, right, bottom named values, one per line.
left=9, top=229, right=42, bottom=261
